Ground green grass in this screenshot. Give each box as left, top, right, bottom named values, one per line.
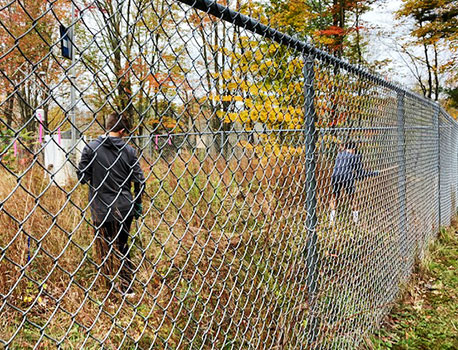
left=365, top=220, right=458, bottom=350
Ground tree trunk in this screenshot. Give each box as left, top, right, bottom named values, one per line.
left=422, top=41, right=433, bottom=99
left=332, top=0, right=346, bottom=57
left=17, top=87, right=34, bottom=134
left=107, top=0, right=134, bottom=126
left=355, top=2, right=363, bottom=65
left=433, top=43, right=439, bottom=101
left=4, top=94, right=15, bottom=128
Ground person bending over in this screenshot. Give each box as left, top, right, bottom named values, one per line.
left=330, top=142, right=378, bottom=225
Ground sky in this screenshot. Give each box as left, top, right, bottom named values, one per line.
left=362, top=0, right=403, bottom=29
left=361, top=0, right=454, bottom=92
left=361, top=0, right=415, bottom=85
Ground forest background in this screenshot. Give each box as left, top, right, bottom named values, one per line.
left=0, top=0, right=456, bottom=139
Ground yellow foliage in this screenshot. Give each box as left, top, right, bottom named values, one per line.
left=227, top=82, right=238, bottom=90
left=255, top=50, right=264, bottom=61
left=201, top=94, right=220, bottom=102
left=222, top=70, right=232, bottom=80
left=247, top=136, right=305, bottom=162
left=239, top=81, right=249, bottom=91
left=268, top=44, right=280, bottom=55
left=239, top=110, right=249, bottom=120
left=248, top=85, right=259, bottom=95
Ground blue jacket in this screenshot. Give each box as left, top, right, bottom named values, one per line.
left=332, top=150, right=376, bottom=181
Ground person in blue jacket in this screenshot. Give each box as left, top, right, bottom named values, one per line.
left=329, top=142, right=378, bottom=224
left=77, top=113, right=145, bottom=297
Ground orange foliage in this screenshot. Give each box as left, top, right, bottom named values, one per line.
left=0, top=2, right=68, bottom=88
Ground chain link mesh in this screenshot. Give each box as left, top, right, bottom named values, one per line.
left=0, top=1, right=457, bottom=349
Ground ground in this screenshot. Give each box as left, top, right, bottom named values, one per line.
left=364, top=218, right=458, bottom=350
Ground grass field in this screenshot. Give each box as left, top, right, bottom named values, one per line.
left=0, top=147, right=448, bottom=349
left=0, top=151, right=311, bottom=349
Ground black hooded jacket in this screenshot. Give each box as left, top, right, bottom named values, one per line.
left=77, top=136, right=145, bottom=224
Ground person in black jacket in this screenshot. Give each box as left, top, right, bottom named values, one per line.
left=329, top=142, right=378, bottom=225
left=77, top=113, right=145, bottom=297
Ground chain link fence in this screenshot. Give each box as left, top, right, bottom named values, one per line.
left=0, top=1, right=457, bottom=349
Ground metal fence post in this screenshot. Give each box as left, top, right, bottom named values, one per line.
left=434, top=104, right=441, bottom=228
left=220, top=130, right=224, bottom=155
left=304, top=55, right=319, bottom=349
left=397, top=92, right=407, bottom=280
left=70, top=2, right=77, bottom=147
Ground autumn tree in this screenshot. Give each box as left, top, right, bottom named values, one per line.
left=396, top=0, right=457, bottom=101
left=76, top=0, right=187, bottom=133
left=0, top=1, right=68, bottom=131
left=215, top=40, right=304, bottom=130
left=267, top=0, right=379, bottom=62
left=187, top=0, right=255, bottom=154
left=261, top=0, right=383, bottom=133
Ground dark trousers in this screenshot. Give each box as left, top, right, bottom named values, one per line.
left=96, top=216, right=134, bottom=290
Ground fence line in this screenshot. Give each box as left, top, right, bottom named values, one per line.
left=0, top=1, right=457, bottom=349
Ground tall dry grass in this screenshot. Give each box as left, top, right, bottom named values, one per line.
left=0, top=150, right=311, bottom=349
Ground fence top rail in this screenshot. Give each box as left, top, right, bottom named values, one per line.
left=178, top=0, right=455, bottom=121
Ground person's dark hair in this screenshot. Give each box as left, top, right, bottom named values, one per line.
left=346, top=142, right=357, bottom=150
left=106, top=113, right=130, bottom=133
